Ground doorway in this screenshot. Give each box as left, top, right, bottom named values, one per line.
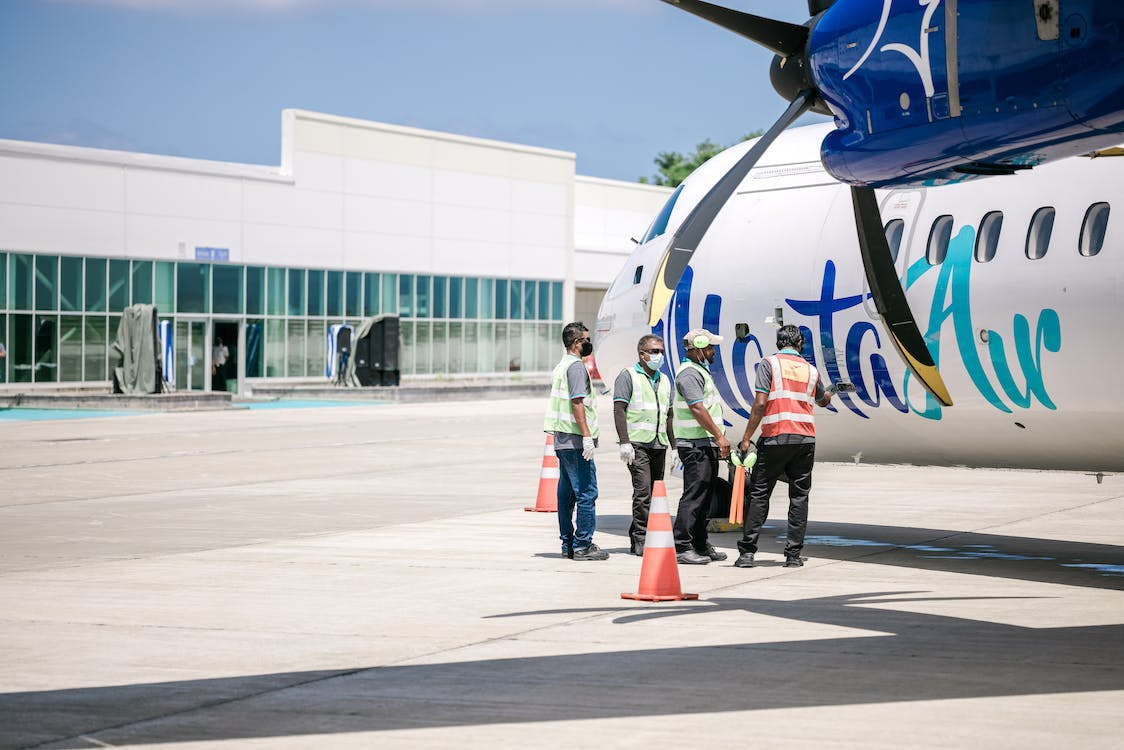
left=211, top=320, right=240, bottom=393
left=174, top=320, right=208, bottom=391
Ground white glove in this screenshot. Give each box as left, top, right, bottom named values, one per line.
left=670, top=454, right=684, bottom=478
left=582, top=436, right=596, bottom=461
left=619, top=443, right=635, bottom=465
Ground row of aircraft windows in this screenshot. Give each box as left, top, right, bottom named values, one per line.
left=885, top=202, right=1111, bottom=265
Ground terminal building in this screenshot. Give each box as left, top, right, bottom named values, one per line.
left=0, top=109, right=671, bottom=392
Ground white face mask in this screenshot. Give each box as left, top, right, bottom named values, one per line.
left=645, top=352, right=665, bottom=372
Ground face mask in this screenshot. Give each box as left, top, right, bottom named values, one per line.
left=579, top=341, right=593, bottom=357
left=645, top=353, right=665, bottom=371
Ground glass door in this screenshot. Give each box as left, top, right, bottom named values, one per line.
left=174, top=320, right=208, bottom=391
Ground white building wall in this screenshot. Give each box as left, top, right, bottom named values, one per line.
left=573, top=175, right=671, bottom=290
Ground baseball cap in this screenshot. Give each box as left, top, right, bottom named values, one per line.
left=683, top=328, right=723, bottom=349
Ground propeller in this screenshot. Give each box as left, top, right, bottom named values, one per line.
left=650, top=0, right=953, bottom=406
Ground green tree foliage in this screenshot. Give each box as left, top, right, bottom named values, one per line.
left=639, top=130, right=764, bottom=187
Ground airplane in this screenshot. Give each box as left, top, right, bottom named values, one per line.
left=644, top=0, right=1124, bottom=410
left=593, top=120, right=1124, bottom=472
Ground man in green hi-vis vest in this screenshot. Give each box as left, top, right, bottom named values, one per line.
left=613, top=334, right=675, bottom=556
left=672, top=328, right=732, bottom=565
left=543, top=321, right=609, bottom=561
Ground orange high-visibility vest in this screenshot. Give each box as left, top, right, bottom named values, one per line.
left=760, top=353, right=819, bottom=439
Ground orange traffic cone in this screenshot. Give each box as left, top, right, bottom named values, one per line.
left=525, top=435, right=560, bottom=512
left=622, top=480, right=699, bottom=601
left=728, top=465, right=745, bottom=524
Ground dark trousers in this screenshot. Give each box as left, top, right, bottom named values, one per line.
left=627, top=445, right=666, bottom=551
left=738, top=442, right=815, bottom=557
left=674, top=444, right=717, bottom=553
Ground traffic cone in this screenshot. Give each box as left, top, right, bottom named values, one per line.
left=525, top=435, right=560, bottom=512
left=728, top=465, right=745, bottom=524
left=622, top=480, right=699, bottom=601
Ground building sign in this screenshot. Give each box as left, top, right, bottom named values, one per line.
left=195, top=246, right=230, bottom=262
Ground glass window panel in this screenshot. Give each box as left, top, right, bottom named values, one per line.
left=1080, top=202, right=1110, bottom=257
left=520, top=322, right=535, bottom=374
left=131, top=260, right=153, bottom=305
left=108, top=259, right=130, bottom=311
left=212, top=264, right=243, bottom=314
left=432, top=276, right=447, bottom=319
left=448, top=277, right=463, bottom=320
left=327, top=271, right=343, bottom=317
left=884, top=219, right=905, bottom=263
left=414, top=320, right=431, bottom=374
left=60, top=256, right=83, bottom=312
left=381, top=273, right=397, bottom=314
left=85, top=258, right=106, bottom=312
left=345, top=272, right=362, bottom=317
left=307, top=319, right=327, bottom=379
left=493, top=322, right=509, bottom=372
left=1026, top=207, right=1055, bottom=260
left=551, top=281, right=563, bottom=320
left=363, top=272, right=380, bottom=316
left=176, top=262, right=210, bottom=314
left=464, top=277, right=478, bottom=319
left=399, top=319, right=415, bottom=375
left=508, top=322, right=524, bottom=372
left=288, top=268, right=306, bottom=316
left=35, top=256, right=58, bottom=311
left=537, top=281, right=550, bottom=320
left=537, top=322, right=554, bottom=371
left=523, top=280, right=535, bottom=320
left=974, top=212, right=1003, bottom=263
left=84, top=316, right=107, bottom=381
left=245, top=266, right=264, bottom=315
left=267, top=267, right=286, bottom=315
left=155, top=261, right=175, bottom=313
left=926, top=215, right=954, bottom=265
left=12, top=254, right=33, bottom=310
left=431, top=321, right=447, bottom=374
left=245, top=319, right=264, bottom=378
left=480, top=278, right=495, bottom=319
left=307, top=269, right=324, bottom=316
left=286, top=319, right=306, bottom=376
left=415, top=275, right=431, bottom=318
left=0, top=252, right=6, bottom=308
left=34, top=314, right=58, bottom=382
left=448, top=321, right=463, bottom=373
left=0, top=313, right=5, bottom=382
left=398, top=274, right=414, bottom=317
left=495, top=279, right=508, bottom=319
left=11, top=313, right=33, bottom=382
left=508, top=280, right=522, bottom=321
left=464, top=322, right=479, bottom=373
left=265, top=319, right=286, bottom=377
left=59, top=315, right=82, bottom=381
left=477, top=322, right=494, bottom=373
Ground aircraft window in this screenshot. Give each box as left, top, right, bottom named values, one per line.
left=1025, top=207, right=1056, bottom=260
left=975, top=211, right=1003, bottom=263
left=1079, top=202, right=1110, bottom=257
left=883, top=219, right=905, bottom=262
left=632, top=265, right=644, bottom=284
left=926, top=215, right=954, bottom=265
left=639, top=185, right=684, bottom=244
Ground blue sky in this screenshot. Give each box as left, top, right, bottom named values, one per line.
left=0, top=0, right=824, bottom=182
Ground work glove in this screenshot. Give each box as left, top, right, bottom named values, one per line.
left=670, top=454, right=684, bottom=479
left=582, top=436, right=596, bottom=461
left=619, top=443, right=635, bottom=465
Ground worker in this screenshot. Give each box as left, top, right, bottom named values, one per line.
left=543, top=321, right=608, bottom=561
left=672, top=328, right=731, bottom=565
left=733, top=324, right=836, bottom=569
left=613, top=334, right=675, bottom=556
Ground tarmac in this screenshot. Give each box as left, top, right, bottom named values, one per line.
left=1, top=396, right=1122, bottom=749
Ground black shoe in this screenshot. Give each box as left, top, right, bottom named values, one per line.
left=631, top=542, right=645, bottom=556
left=572, top=543, right=609, bottom=561
left=733, top=552, right=756, bottom=568
left=676, top=549, right=711, bottom=565
left=702, top=544, right=728, bottom=562
left=784, top=555, right=804, bottom=568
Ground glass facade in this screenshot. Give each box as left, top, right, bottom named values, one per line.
left=0, top=251, right=565, bottom=384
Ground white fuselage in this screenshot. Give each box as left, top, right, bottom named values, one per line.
left=595, top=124, right=1123, bottom=471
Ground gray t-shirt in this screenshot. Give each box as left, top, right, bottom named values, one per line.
left=613, top=367, right=669, bottom=449
left=755, top=351, right=825, bottom=446
left=675, top=363, right=718, bottom=449
left=555, top=360, right=599, bottom=450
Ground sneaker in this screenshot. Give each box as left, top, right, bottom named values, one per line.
left=676, top=549, right=711, bottom=565
left=784, top=555, right=804, bottom=568
left=702, top=544, right=728, bottom=562
left=572, top=543, right=609, bottom=561
left=733, top=552, right=756, bottom=568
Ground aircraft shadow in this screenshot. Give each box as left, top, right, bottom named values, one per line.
left=4, top=592, right=1122, bottom=748
left=594, top=514, right=1124, bottom=591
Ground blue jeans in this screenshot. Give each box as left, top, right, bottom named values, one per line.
left=556, top=448, right=598, bottom=551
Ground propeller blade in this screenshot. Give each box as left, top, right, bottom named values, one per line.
left=807, top=0, right=837, bottom=15
left=647, top=92, right=813, bottom=326
left=851, top=186, right=954, bottom=406
left=659, top=0, right=809, bottom=58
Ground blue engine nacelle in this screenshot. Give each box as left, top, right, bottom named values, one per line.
left=809, top=0, right=1124, bottom=187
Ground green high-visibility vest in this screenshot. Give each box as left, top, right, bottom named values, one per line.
left=625, top=366, right=671, bottom=446
left=543, top=353, right=599, bottom=438
left=673, top=359, right=723, bottom=441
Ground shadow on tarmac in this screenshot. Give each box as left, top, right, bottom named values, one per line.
left=4, top=590, right=1123, bottom=748
left=592, top=515, right=1124, bottom=591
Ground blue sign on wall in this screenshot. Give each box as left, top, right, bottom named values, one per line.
left=195, top=246, right=230, bottom=262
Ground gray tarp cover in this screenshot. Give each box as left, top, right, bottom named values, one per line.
left=341, top=316, right=377, bottom=387
left=111, top=304, right=160, bottom=394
